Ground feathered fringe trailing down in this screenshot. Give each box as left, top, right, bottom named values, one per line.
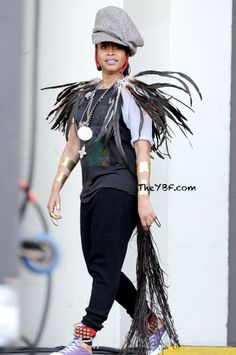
left=121, top=222, right=180, bottom=355
left=42, top=70, right=202, bottom=160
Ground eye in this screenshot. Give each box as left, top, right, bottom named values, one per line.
left=100, top=42, right=108, bottom=50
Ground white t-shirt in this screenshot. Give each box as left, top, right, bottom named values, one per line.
left=121, top=88, right=154, bottom=147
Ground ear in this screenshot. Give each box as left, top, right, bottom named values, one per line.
left=95, top=47, right=102, bottom=71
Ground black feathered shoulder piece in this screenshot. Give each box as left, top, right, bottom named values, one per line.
left=42, top=78, right=100, bottom=139
left=115, top=70, right=202, bottom=159
left=42, top=70, right=202, bottom=158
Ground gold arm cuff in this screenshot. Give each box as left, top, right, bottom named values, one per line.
left=54, top=172, right=68, bottom=186
left=137, top=179, right=149, bottom=196
left=136, top=161, right=150, bottom=173
left=60, top=156, right=76, bottom=171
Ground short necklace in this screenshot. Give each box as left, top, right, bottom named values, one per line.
left=77, top=81, right=115, bottom=142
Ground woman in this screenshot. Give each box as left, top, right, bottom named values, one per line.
left=45, top=6, right=201, bottom=355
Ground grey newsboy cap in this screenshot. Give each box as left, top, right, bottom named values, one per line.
left=92, top=6, right=144, bottom=56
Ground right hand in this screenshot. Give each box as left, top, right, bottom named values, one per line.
left=138, top=195, right=157, bottom=231
left=47, top=188, right=62, bottom=220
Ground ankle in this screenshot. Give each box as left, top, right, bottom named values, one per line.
left=74, top=322, right=97, bottom=345
left=148, top=314, right=163, bottom=334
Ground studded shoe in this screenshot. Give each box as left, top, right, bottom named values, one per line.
left=50, top=323, right=96, bottom=355
left=148, top=314, right=171, bottom=355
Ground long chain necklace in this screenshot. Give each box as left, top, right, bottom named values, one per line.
left=78, top=82, right=114, bottom=141
left=77, top=81, right=116, bottom=159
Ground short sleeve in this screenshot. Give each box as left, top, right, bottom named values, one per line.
left=121, top=88, right=154, bottom=147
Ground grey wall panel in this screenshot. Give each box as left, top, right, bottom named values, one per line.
left=0, top=0, right=21, bottom=279
left=228, top=0, right=236, bottom=346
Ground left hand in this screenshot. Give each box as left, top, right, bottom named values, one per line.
left=138, top=195, right=157, bottom=231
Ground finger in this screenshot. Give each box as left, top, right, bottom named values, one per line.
left=146, top=218, right=153, bottom=228
left=47, top=201, right=56, bottom=212
left=54, top=203, right=62, bottom=217
left=140, top=218, right=148, bottom=231
left=143, top=221, right=150, bottom=231
left=48, top=200, right=61, bottom=215
left=50, top=211, right=62, bottom=220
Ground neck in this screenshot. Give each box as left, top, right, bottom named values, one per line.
left=100, top=72, right=123, bottom=89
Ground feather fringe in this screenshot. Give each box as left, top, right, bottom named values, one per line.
left=42, top=70, right=202, bottom=158
left=121, top=222, right=180, bottom=355
left=118, top=71, right=202, bottom=159
left=41, top=79, right=100, bottom=139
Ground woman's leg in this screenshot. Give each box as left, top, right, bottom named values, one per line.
left=115, top=272, right=137, bottom=319
left=80, top=188, right=138, bottom=331
left=81, top=202, right=138, bottom=318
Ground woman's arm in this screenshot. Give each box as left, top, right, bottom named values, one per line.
left=47, top=123, right=80, bottom=220
left=134, top=139, right=157, bottom=231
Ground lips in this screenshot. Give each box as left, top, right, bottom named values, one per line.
left=105, top=59, right=118, bottom=65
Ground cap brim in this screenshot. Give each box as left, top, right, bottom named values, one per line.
left=92, top=32, right=129, bottom=49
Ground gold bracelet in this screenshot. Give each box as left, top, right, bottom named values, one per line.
left=60, top=156, right=76, bottom=172
left=54, top=172, right=68, bottom=186
left=137, top=178, right=149, bottom=196
left=136, top=161, right=150, bottom=174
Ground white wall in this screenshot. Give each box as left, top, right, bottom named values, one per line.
left=124, top=0, right=232, bottom=347
left=167, top=0, right=232, bottom=346
left=20, top=0, right=232, bottom=349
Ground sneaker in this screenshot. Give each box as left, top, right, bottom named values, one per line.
left=148, top=327, right=171, bottom=355
left=50, top=336, right=92, bottom=355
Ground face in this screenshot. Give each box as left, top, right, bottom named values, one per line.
left=96, top=42, right=127, bottom=74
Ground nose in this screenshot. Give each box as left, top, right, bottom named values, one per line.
left=107, top=45, right=115, bottom=55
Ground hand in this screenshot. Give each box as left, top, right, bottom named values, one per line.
left=47, top=188, right=62, bottom=222
left=138, top=195, right=157, bottom=231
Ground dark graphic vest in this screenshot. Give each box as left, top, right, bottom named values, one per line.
left=75, top=88, right=137, bottom=203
